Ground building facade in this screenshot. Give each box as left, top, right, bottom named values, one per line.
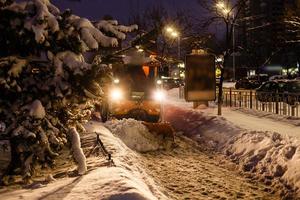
left=237, top=0, right=300, bottom=76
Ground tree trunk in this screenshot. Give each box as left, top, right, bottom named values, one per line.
left=218, top=22, right=230, bottom=116
left=218, top=58, right=226, bottom=115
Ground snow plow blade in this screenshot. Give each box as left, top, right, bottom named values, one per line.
left=110, top=100, right=161, bottom=123
left=142, top=122, right=175, bottom=149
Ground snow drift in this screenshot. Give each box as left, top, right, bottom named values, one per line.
left=1, top=122, right=166, bottom=200
left=105, top=119, right=173, bottom=152
left=165, top=104, right=300, bottom=198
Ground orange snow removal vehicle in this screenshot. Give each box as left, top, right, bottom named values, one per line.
left=105, top=61, right=165, bottom=122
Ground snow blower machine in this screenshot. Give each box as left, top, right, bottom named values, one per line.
left=100, top=54, right=165, bottom=123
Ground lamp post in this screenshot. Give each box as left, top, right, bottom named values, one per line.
left=216, top=1, right=236, bottom=81
left=232, top=19, right=236, bottom=81
left=165, top=26, right=180, bottom=59
left=215, top=1, right=235, bottom=116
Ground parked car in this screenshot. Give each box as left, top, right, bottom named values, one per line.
left=256, top=80, right=300, bottom=105
left=235, top=74, right=269, bottom=89
left=269, top=75, right=288, bottom=81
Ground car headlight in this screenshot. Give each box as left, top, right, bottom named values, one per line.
left=154, top=90, right=166, bottom=101
left=110, top=88, right=123, bottom=101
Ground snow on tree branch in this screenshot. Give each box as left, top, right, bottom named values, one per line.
left=2, top=0, right=138, bottom=49
left=53, top=51, right=91, bottom=76
left=95, top=20, right=138, bottom=40
left=0, top=0, right=138, bottom=181
left=68, top=15, right=119, bottom=49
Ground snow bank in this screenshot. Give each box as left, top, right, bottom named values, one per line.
left=1, top=122, right=166, bottom=199
left=105, top=119, right=168, bottom=152
left=70, top=127, right=87, bottom=175
left=165, top=105, right=241, bottom=148
left=164, top=105, right=300, bottom=197
left=83, top=122, right=167, bottom=199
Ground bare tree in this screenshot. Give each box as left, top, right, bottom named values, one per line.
left=128, top=4, right=196, bottom=59
left=197, top=0, right=246, bottom=115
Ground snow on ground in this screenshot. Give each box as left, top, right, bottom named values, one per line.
left=105, top=119, right=168, bottom=152
left=167, top=88, right=300, bottom=139
left=2, top=87, right=300, bottom=199
left=105, top=118, right=278, bottom=199
left=165, top=88, right=300, bottom=198
left=223, top=81, right=236, bottom=88
left=139, top=135, right=277, bottom=200
left=1, top=122, right=166, bottom=200
left=216, top=107, right=300, bottom=139
left=233, top=107, right=300, bottom=127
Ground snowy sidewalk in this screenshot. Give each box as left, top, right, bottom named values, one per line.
left=166, top=88, right=300, bottom=139
left=216, top=108, right=300, bottom=139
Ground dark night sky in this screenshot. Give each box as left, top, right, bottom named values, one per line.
left=52, top=0, right=200, bottom=24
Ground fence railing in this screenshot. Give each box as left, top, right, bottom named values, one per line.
left=222, top=88, right=300, bottom=117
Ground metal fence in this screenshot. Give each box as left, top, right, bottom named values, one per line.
left=222, top=89, right=300, bottom=117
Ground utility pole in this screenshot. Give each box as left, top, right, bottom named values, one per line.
left=178, top=36, right=181, bottom=59
left=232, top=23, right=236, bottom=81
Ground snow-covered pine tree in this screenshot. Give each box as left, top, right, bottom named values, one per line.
left=0, top=0, right=137, bottom=182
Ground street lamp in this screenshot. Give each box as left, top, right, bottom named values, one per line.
left=164, top=26, right=181, bottom=59
left=216, top=1, right=236, bottom=81
left=166, top=27, right=174, bottom=33
left=171, top=31, right=179, bottom=38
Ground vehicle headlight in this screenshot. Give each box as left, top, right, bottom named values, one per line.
left=113, top=78, right=120, bottom=84
left=110, top=88, right=123, bottom=101
left=154, top=90, right=166, bottom=101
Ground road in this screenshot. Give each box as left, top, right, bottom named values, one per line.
left=140, top=135, right=278, bottom=200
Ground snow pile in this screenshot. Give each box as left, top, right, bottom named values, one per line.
left=70, top=127, right=87, bottom=175
left=164, top=105, right=300, bottom=197
left=165, top=105, right=241, bottom=148
left=226, top=131, right=300, bottom=197
left=1, top=122, right=166, bottom=199
left=79, top=122, right=166, bottom=200
left=105, top=119, right=168, bottom=152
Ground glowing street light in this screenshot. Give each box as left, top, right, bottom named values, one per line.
left=215, top=2, right=236, bottom=80
left=164, top=25, right=181, bottom=58
left=216, top=1, right=230, bottom=15
left=166, top=27, right=174, bottom=33
left=222, top=8, right=230, bottom=15
left=216, top=2, right=225, bottom=9
left=171, top=31, right=179, bottom=38
left=165, top=26, right=179, bottom=38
